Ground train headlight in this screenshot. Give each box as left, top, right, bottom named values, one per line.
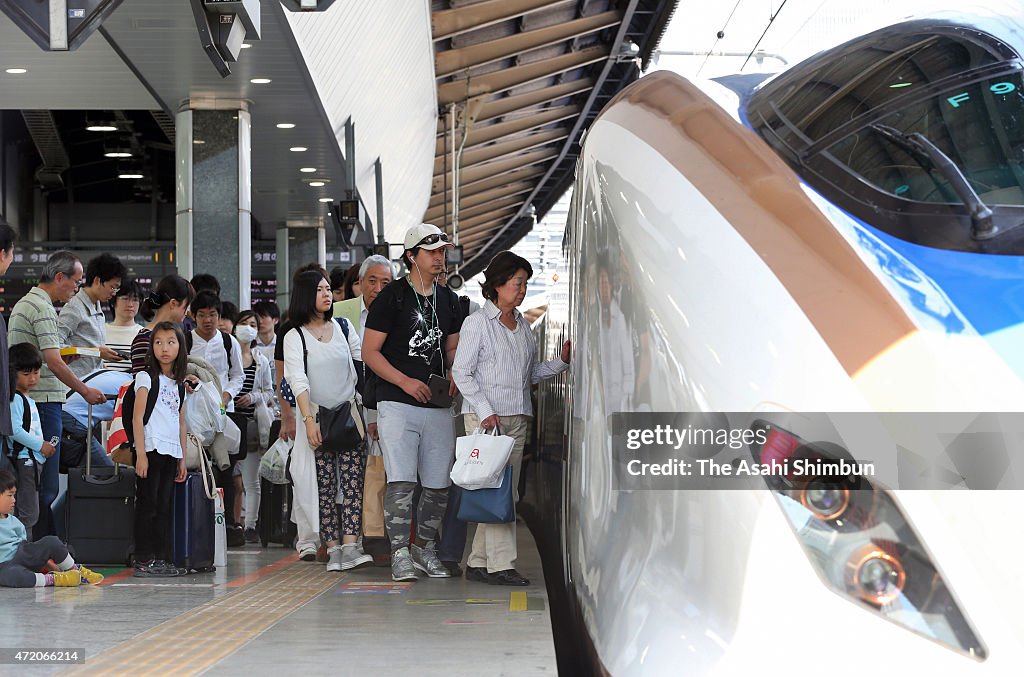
left=751, top=422, right=986, bottom=660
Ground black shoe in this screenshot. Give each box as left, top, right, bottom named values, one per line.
left=244, top=527, right=258, bottom=543
left=227, top=525, right=246, bottom=548
left=441, top=560, right=463, bottom=577
left=464, top=566, right=492, bottom=583
left=488, top=569, right=529, bottom=586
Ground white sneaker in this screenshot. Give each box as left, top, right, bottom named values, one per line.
left=298, top=545, right=317, bottom=562
left=339, top=543, right=373, bottom=570
left=326, top=546, right=344, bottom=572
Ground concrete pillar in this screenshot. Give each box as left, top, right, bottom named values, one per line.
left=275, top=224, right=325, bottom=309
left=175, top=104, right=252, bottom=308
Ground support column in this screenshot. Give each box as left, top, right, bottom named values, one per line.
left=275, top=223, right=325, bottom=309
left=176, top=104, right=252, bottom=308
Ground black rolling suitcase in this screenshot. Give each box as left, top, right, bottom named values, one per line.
left=259, top=478, right=297, bottom=547
left=65, top=402, right=136, bottom=566
left=171, top=471, right=216, bottom=571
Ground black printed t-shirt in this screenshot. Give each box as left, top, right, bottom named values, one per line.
left=364, top=278, right=464, bottom=408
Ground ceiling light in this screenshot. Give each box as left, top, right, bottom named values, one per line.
left=289, top=146, right=307, bottom=152
left=86, top=123, right=117, bottom=132
left=193, top=139, right=206, bottom=145
left=276, top=123, right=295, bottom=129
left=241, top=43, right=252, bottom=49
left=118, top=172, right=143, bottom=179
left=104, top=150, right=132, bottom=158
left=5, top=68, right=27, bottom=74
left=103, top=139, right=132, bottom=158
left=300, top=167, right=316, bottom=173
left=308, top=181, right=325, bottom=187
left=250, top=77, right=272, bottom=84
left=319, top=198, right=333, bottom=203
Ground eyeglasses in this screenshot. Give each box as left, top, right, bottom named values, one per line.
left=416, top=233, right=450, bottom=247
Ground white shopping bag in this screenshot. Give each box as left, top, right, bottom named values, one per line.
left=214, top=489, right=228, bottom=569
left=260, top=436, right=292, bottom=485
left=184, top=382, right=225, bottom=445
left=450, top=427, right=515, bottom=490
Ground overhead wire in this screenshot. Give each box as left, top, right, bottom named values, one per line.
left=742, top=0, right=792, bottom=70
left=697, top=0, right=745, bottom=77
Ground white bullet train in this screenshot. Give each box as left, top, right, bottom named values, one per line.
left=521, top=7, right=1024, bottom=676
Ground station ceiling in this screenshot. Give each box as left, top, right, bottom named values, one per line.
left=427, top=0, right=678, bottom=277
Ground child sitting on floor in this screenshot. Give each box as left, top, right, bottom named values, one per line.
left=0, top=469, right=103, bottom=587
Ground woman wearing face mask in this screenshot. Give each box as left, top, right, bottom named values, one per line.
left=233, top=310, right=275, bottom=542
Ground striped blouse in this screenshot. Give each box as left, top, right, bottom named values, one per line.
left=451, top=300, right=568, bottom=420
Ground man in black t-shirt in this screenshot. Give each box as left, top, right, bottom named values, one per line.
left=363, top=223, right=463, bottom=582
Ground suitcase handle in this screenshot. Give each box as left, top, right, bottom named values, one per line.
left=80, top=469, right=123, bottom=485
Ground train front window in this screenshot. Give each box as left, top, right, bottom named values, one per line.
left=827, top=72, right=1024, bottom=206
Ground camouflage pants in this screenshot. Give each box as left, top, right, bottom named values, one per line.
left=384, top=482, right=448, bottom=553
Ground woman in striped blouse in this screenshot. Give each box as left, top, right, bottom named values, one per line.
left=451, top=251, right=570, bottom=587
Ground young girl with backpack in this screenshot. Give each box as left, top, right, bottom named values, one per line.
left=131, top=275, right=194, bottom=374
left=132, top=321, right=189, bottom=577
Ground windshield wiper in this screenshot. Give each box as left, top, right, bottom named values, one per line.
left=871, top=124, right=996, bottom=240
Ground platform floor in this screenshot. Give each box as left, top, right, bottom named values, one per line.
left=1, top=524, right=556, bottom=676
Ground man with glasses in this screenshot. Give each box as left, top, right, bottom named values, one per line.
left=57, top=253, right=127, bottom=379
left=8, top=250, right=106, bottom=538
left=362, top=223, right=464, bottom=582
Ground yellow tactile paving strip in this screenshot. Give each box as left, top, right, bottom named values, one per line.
left=63, top=564, right=340, bottom=676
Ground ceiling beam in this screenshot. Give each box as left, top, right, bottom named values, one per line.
left=436, top=11, right=620, bottom=77
left=435, top=78, right=592, bottom=133
left=433, top=128, right=567, bottom=176
left=435, top=104, right=578, bottom=156
left=425, top=181, right=534, bottom=221
left=432, top=0, right=573, bottom=42
left=432, top=148, right=556, bottom=193
left=456, top=195, right=526, bottom=222
left=457, top=210, right=517, bottom=234
left=437, top=45, right=609, bottom=105
left=428, top=165, right=545, bottom=208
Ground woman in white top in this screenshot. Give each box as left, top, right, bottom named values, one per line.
left=451, top=251, right=570, bottom=586
left=283, top=271, right=371, bottom=572
left=105, top=281, right=145, bottom=372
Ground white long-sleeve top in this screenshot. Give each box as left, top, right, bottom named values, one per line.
left=452, top=300, right=568, bottom=420
left=283, top=320, right=361, bottom=409
left=189, top=330, right=245, bottom=412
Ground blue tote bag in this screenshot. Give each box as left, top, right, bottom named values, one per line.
left=457, top=465, right=515, bottom=523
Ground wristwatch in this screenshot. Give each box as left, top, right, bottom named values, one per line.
left=302, top=414, right=315, bottom=423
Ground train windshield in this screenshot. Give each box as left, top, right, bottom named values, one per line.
left=747, top=23, right=1024, bottom=253
left=827, top=72, right=1024, bottom=207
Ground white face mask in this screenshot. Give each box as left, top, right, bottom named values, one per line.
left=235, top=325, right=258, bottom=344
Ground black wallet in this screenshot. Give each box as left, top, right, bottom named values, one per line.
left=428, top=374, right=453, bottom=408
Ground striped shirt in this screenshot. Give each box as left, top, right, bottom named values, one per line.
left=451, top=300, right=568, bottom=420
left=234, top=362, right=257, bottom=417
left=7, top=287, right=65, bottom=403
left=130, top=327, right=152, bottom=374
left=104, top=323, right=144, bottom=372
left=57, top=289, right=107, bottom=378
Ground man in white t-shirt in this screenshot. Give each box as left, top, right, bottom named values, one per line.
left=187, top=292, right=244, bottom=412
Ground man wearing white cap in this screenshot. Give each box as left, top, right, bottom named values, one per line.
left=362, top=223, right=464, bottom=581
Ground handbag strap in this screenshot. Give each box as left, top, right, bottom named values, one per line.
left=191, top=433, right=217, bottom=500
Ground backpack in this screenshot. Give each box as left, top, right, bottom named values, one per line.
left=184, top=330, right=233, bottom=370
left=118, top=369, right=186, bottom=449
left=2, top=392, right=32, bottom=461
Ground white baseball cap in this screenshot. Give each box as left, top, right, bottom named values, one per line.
left=404, top=223, right=453, bottom=251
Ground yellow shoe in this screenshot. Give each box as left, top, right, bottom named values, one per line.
left=52, top=570, right=82, bottom=587
left=77, top=566, right=104, bottom=585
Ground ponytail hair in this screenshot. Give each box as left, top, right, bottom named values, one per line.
left=141, top=274, right=194, bottom=321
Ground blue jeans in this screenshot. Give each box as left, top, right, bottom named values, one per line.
left=437, top=483, right=467, bottom=563
left=34, top=403, right=63, bottom=539
left=61, top=411, right=113, bottom=470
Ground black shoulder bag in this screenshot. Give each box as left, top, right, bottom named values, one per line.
left=295, top=324, right=363, bottom=452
